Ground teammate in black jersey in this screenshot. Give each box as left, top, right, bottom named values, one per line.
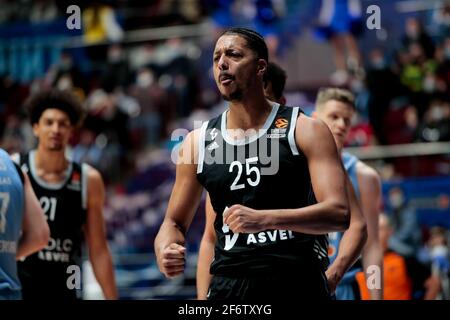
left=155, top=28, right=351, bottom=300
left=14, top=89, right=117, bottom=300
left=196, top=63, right=368, bottom=300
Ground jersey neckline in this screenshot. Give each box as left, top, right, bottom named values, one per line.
left=220, top=102, right=280, bottom=146
left=29, top=150, right=74, bottom=190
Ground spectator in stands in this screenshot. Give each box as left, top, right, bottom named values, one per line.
left=365, top=48, right=407, bottom=144
left=101, top=44, right=130, bottom=93
left=49, top=51, right=86, bottom=97
left=357, top=213, right=441, bottom=300
left=419, top=226, right=450, bottom=299
left=29, top=0, right=58, bottom=23
left=417, top=98, right=450, bottom=142
left=82, top=2, right=124, bottom=45
left=436, top=38, right=450, bottom=89
left=401, top=17, right=435, bottom=60
left=314, top=0, right=364, bottom=85
left=387, top=186, right=422, bottom=258
left=129, top=68, right=168, bottom=149
left=82, top=2, right=124, bottom=63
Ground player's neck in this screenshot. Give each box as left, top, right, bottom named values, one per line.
left=34, top=146, right=69, bottom=173
left=227, top=94, right=272, bottom=131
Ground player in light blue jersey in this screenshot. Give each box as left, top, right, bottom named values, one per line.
left=313, top=87, right=383, bottom=300
left=0, top=148, right=49, bottom=300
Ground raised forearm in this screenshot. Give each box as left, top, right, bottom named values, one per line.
left=266, top=200, right=349, bottom=234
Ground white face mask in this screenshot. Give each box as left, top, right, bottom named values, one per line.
left=390, top=191, right=404, bottom=209
left=444, top=46, right=450, bottom=59
left=57, top=76, right=73, bottom=90
left=371, top=58, right=386, bottom=69
left=430, top=106, right=444, bottom=121
left=423, top=76, right=436, bottom=93
left=137, top=72, right=154, bottom=88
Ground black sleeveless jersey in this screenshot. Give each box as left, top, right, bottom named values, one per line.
left=16, top=150, right=88, bottom=300
left=197, top=104, right=329, bottom=277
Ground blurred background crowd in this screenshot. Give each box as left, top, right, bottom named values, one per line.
left=0, top=0, right=449, bottom=299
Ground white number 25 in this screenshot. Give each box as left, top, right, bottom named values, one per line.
left=229, top=157, right=261, bottom=191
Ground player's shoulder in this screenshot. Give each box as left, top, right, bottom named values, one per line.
left=83, top=163, right=104, bottom=185
left=356, top=160, right=380, bottom=185
left=177, top=127, right=205, bottom=166
left=297, top=112, right=330, bottom=133
left=295, top=113, right=335, bottom=149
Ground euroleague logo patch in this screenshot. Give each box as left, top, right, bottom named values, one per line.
left=275, top=118, right=288, bottom=129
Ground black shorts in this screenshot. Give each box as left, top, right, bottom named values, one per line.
left=207, top=267, right=331, bottom=301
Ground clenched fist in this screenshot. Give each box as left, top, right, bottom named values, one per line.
left=223, top=204, right=270, bottom=233
left=157, top=243, right=186, bottom=278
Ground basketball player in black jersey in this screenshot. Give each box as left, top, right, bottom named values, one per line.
left=155, top=28, right=351, bottom=300
left=14, top=90, right=117, bottom=300
left=196, top=64, right=368, bottom=299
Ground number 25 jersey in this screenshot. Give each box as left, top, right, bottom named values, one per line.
left=197, top=104, right=329, bottom=277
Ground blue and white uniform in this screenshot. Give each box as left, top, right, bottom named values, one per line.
left=328, top=152, right=362, bottom=300
left=0, top=149, right=24, bottom=300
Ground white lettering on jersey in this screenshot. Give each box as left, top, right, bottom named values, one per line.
left=222, top=207, right=239, bottom=251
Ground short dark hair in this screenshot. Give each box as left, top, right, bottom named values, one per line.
left=221, top=27, right=269, bottom=64
left=316, top=87, right=356, bottom=110
left=25, top=89, right=84, bottom=127
left=265, top=62, right=287, bottom=100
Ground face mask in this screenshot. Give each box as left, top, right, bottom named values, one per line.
left=444, top=47, right=450, bottom=60
left=423, top=76, right=436, bottom=93
left=351, top=79, right=364, bottom=93
left=430, top=106, right=444, bottom=121
left=390, top=192, right=404, bottom=209
left=108, top=49, right=123, bottom=63
left=371, top=58, right=386, bottom=70
left=57, top=76, right=73, bottom=90
left=137, top=72, right=154, bottom=88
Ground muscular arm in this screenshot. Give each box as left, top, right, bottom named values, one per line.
left=326, top=173, right=368, bottom=292
left=84, top=166, right=118, bottom=299
left=196, top=193, right=216, bottom=300
left=16, top=173, right=50, bottom=259
left=155, top=130, right=204, bottom=278
left=358, top=163, right=383, bottom=300
left=225, top=115, right=350, bottom=234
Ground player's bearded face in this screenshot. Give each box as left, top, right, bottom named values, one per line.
left=33, top=108, right=73, bottom=152
left=213, top=35, right=258, bottom=102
